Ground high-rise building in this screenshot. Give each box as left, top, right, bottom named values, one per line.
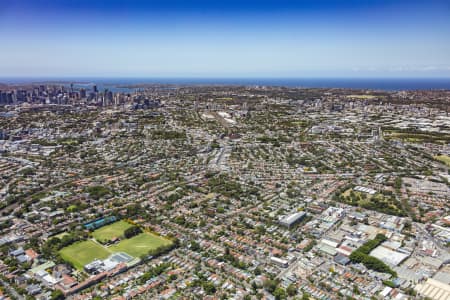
left=106, top=90, right=113, bottom=103
left=80, top=88, right=87, bottom=99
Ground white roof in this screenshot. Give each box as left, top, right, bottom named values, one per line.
left=42, top=274, right=59, bottom=285
left=280, top=212, right=306, bottom=225
left=321, top=238, right=339, bottom=248
left=415, top=278, right=450, bottom=300
left=380, top=286, right=392, bottom=297
left=35, top=270, right=48, bottom=277
left=370, top=246, right=410, bottom=266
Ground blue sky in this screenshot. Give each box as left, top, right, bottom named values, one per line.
left=1, top=0, right=449, bottom=77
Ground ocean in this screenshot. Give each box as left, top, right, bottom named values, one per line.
left=1, top=77, right=450, bottom=91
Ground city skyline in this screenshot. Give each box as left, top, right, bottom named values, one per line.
left=1, top=0, right=450, bottom=78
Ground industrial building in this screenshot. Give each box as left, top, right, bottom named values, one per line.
left=270, top=256, right=289, bottom=268
left=279, top=212, right=306, bottom=228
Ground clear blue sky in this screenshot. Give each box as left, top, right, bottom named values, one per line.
left=1, top=0, right=449, bottom=78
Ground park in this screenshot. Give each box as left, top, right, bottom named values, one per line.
left=59, top=220, right=173, bottom=270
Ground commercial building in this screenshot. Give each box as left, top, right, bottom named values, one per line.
left=270, top=256, right=289, bottom=268
left=279, top=212, right=306, bottom=228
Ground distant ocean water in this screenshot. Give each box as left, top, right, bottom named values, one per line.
left=1, top=77, right=450, bottom=91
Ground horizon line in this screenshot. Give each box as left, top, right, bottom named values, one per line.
left=1, top=76, right=450, bottom=80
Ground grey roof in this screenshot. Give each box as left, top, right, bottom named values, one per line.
left=10, top=248, right=25, bottom=256
left=334, top=254, right=350, bottom=265
left=17, top=255, right=29, bottom=263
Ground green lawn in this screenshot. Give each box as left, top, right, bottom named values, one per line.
left=53, top=232, right=69, bottom=239
left=435, top=155, right=450, bottom=166
left=59, top=240, right=111, bottom=270
left=109, top=232, right=172, bottom=258
left=92, top=220, right=134, bottom=243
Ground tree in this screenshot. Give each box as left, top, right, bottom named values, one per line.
left=273, top=287, right=287, bottom=300
left=286, top=284, right=297, bottom=296
left=203, top=282, right=216, bottom=294
left=263, top=279, right=278, bottom=293
left=50, top=289, right=65, bottom=300
left=349, top=234, right=396, bottom=277
left=190, top=240, right=201, bottom=251
left=85, top=185, right=110, bottom=200
left=124, top=226, right=142, bottom=239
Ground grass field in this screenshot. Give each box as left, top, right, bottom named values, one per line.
left=92, top=220, right=133, bottom=242
left=59, top=240, right=111, bottom=270
left=435, top=155, right=450, bottom=166
left=109, top=232, right=172, bottom=258
left=60, top=231, right=172, bottom=270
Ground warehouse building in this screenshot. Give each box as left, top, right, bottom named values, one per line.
left=279, top=212, right=306, bottom=228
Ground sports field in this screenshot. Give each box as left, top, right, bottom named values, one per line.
left=60, top=228, right=173, bottom=270
left=59, top=240, right=111, bottom=270
left=92, top=220, right=133, bottom=242
left=109, top=232, right=172, bottom=258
